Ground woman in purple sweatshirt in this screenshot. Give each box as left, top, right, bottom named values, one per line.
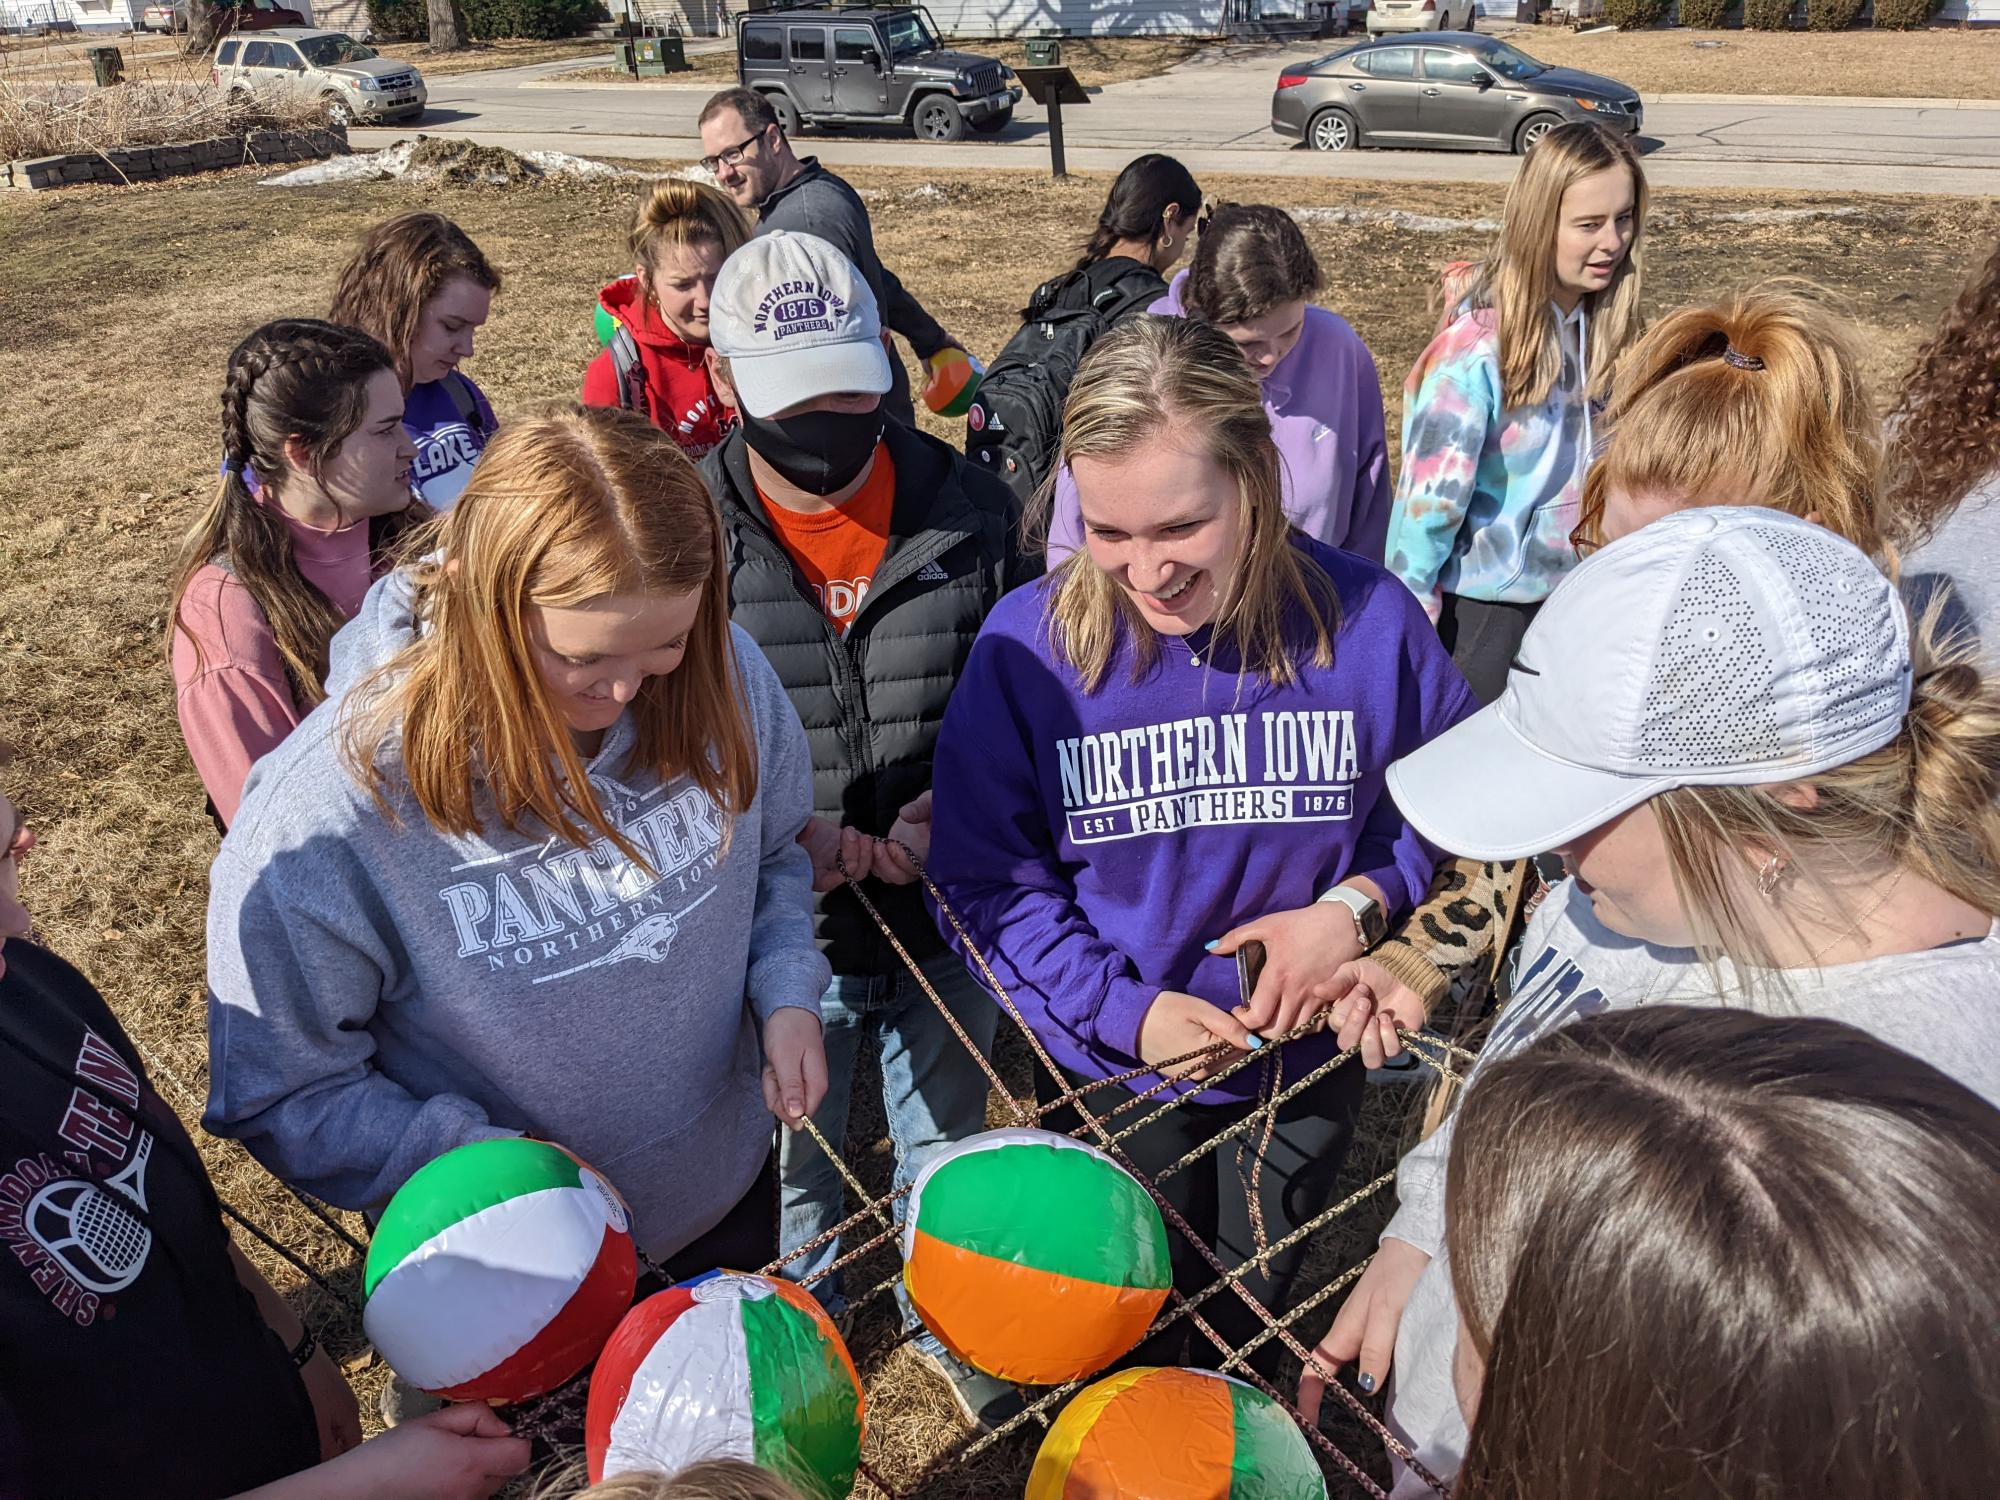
left=1047, top=203, right=1392, bottom=566
left=928, top=315, right=1475, bottom=1375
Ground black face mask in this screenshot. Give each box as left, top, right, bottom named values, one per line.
left=741, top=406, right=884, bottom=496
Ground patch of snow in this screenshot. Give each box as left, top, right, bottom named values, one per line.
left=1291, top=205, right=1500, bottom=234
left=1709, top=206, right=1863, bottom=224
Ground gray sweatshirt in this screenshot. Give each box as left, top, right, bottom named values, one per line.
left=1381, top=879, right=2000, bottom=1498
left=203, top=593, right=829, bottom=1260
left=1902, top=472, right=2000, bottom=668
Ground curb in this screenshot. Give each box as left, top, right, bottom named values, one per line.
left=1645, top=90, right=1997, bottom=108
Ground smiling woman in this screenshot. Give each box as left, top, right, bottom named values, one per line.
left=927, top=313, right=1476, bottom=1379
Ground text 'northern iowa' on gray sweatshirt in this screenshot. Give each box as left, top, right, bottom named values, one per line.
left=203, top=585, right=830, bottom=1261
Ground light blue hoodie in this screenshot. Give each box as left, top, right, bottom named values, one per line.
left=203, top=587, right=828, bottom=1260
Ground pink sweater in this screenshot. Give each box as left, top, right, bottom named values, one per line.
left=172, top=514, right=373, bottom=825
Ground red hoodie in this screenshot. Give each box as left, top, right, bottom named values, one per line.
left=581, top=275, right=736, bottom=458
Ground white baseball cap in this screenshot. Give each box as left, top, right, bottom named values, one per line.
left=707, top=230, right=892, bottom=419
left=1386, top=507, right=1913, bottom=860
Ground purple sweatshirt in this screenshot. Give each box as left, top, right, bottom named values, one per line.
left=926, top=535, right=1476, bottom=1103
left=1047, top=274, right=1392, bottom=566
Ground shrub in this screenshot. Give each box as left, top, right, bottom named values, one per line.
left=1873, top=0, right=1942, bottom=27
left=366, top=0, right=597, bottom=41
left=1605, top=0, right=1671, bottom=27
left=1741, top=0, right=1793, bottom=28
left=1806, top=0, right=1863, bottom=27
left=1676, top=0, right=1733, bottom=26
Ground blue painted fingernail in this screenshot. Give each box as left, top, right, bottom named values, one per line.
left=1357, top=1371, right=1377, bottom=1394
left=1247, top=1034, right=1265, bottom=1050
left=1203, top=940, right=1218, bottom=952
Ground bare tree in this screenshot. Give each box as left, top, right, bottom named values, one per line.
left=181, top=0, right=220, bottom=57
left=427, top=0, right=472, bottom=51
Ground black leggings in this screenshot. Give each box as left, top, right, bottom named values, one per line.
left=1437, top=593, right=1541, bottom=706
left=1034, top=1055, right=1363, bottom=1380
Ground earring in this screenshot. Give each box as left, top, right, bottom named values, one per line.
left=1757, top=854, right=1786, bottom=899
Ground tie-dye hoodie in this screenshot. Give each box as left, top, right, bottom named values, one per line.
left=1385, top=303, right=1591, bottom=621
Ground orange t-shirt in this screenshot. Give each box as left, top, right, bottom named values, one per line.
left=757, top=444, right=896, bottom=633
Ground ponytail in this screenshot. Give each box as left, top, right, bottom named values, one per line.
left=1074, top=153, right=1202, bottom=273
left=171, top=318, right=418, bottom=710
left=1899, top=612, right=2000, bottom=911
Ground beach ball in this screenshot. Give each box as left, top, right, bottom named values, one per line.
left=362, top=1137, right=637, bottom=1403
left=593, top=274, right=636, bottom=348
left=584, top=1270, right=865, bottom=1499
left=922, top=346, right=984, bottom=417
left=1027, top=1367, right=1327, bottom=1500
left=901, top=1128, right=1171, bottom=1385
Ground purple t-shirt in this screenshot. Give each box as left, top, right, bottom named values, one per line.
left=1047, top=272, right=1392, bottom=566
left=404, top=372, right=496, bottom=511
left=926, top=534, right=1476, bottom=1103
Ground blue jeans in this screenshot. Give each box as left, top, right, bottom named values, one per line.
left=778, top=951, right=998, bottom=1320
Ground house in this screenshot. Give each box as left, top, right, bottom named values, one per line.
left=1, top=0, right=144, bottom=32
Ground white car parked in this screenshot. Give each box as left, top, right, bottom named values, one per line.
left=212, top=28, right=426, bottom=125
left=1367, top=1, right=1480, bottom=32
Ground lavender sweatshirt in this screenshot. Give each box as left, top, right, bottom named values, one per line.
left=1046, top=275, right=1392, bottom=565
left=926, top=535, right=1475, bottom=1103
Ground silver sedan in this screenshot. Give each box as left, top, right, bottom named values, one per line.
left=1271, top=33, right=1642, bottom=155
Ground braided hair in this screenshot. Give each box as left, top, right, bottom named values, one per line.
left=171, top=318, right=426, bottom=710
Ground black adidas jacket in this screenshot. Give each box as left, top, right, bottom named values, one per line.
left=702, top=419, right=1041, bottom=976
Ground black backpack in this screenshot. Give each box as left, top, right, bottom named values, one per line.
left=963, top=259, right=1165, bottom=504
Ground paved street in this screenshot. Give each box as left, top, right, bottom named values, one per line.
left=353, top=42, right=2000, bottom=195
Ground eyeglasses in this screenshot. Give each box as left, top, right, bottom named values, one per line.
left=700, top=129, right=767, bottom=174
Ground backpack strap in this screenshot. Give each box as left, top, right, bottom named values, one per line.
left=608, top=325, right=647, bottom=414
left=442, top=370, right=490, bottom=436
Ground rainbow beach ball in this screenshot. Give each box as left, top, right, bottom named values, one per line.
left=362, top=1137, right=636, bottom=1403
left=1028, top=1367, right=1327, bottom=1500
left=584, top=1271, right=865, bottom=1498
left=901, top=1128, right=1171, bottom=1385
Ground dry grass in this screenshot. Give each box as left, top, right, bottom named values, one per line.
left=1, top=157, right=1994, bottom=1496
left=0, top=75, right=326, bottom=160
left=1496, top=20, right=2000, bottom=98
left=374, top=36, right=613, bottom=76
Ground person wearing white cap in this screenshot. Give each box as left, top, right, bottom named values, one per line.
left=1296, top=505, right=2000, bottom=1495
left=697, top=230, right=1037, bottom=1429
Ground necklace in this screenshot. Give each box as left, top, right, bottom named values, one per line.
left=1801, top=868, right=1905, bottom=967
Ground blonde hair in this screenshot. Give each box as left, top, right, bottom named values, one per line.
left=342, top=403, right=756, bottom=860
left=537, top=1459, right=806, bottom=1500
left=1034, top=314, right=1337, bottom=691
left=630, top=179, right=750, bottom=281
left=1464, top=121, right=1648, bottom=409
left=1575, top=285, right=1886, bottom=556
left=1652, top=606, right=2000, bottom=975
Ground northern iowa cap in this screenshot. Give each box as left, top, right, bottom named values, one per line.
left=708, top=231, right=892, bottom=419
left=1386, top=507, right=1913, bottom=861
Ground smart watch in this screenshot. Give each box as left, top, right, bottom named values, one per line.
left=1316, top=883, right=1386, bottom=949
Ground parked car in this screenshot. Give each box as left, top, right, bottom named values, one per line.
left=212, top=27, right=425, bottom=125
left=1367, top=0, right=1477, bottom=32
left=735, top=4, right=1020, bottom=143
left=197, top=0, right=313, bottom=34
left=140, top=3, right=182, bottom=31
left=1271, top=33, right=1641, bottom=155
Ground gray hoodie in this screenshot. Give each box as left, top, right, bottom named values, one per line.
left=204, top=587, right=828, bottom=1260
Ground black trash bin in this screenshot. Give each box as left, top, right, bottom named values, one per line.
left=1515, top=0, right=1537, bottom=19
left=86, top=45, right=125, bottom=86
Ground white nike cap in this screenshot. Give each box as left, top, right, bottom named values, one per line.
left=708, top=230, right=892, bottom=419
left=1386, top=507, right=1913, bottom=860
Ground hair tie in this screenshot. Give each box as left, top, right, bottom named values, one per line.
left=1722, top=346, right=1765, bottom=371
left=221, top=458, right=246, bottom=476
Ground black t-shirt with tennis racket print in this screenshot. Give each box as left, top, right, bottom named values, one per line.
left=0, top=940, right=318, bottom=1500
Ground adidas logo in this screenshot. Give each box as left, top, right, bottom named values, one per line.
left=915, top=560, right=949, bottom=583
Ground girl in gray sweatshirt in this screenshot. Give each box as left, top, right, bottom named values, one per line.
left=203, top=405, right=829, bottom=1264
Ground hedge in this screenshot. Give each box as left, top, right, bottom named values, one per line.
left=1676, top=0, right=1732, bottom=25
left=1873, top=0, right=1943, bottom=26
left=367, top=0, right=598, bottom=41
left=1741, top=0, right=1793, bottom=28
left=1604, top=0, right=1670, bottom=27
left=1805, top=0, right=1862, bottom=25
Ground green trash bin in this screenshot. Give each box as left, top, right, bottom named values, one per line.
left=86, top=45, right=124, bottom=87
left=633, top=36, right=668, bottom=75
left=1023, top=37, right=1060, bottom=67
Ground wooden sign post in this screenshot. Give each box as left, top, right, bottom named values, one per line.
left=1013, top=65, right=1088, bottom=180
